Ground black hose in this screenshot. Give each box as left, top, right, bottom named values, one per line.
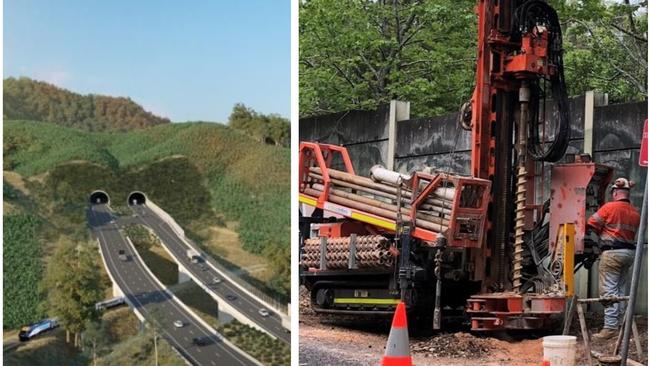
left=515, top=0, right=570, bottom=162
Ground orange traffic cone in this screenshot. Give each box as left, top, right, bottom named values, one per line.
left=380, top=302, right=412, bottom=366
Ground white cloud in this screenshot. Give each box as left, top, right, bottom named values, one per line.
left=41, top=70, right=71, bottom=86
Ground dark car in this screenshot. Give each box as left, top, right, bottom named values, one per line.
left=193, top=336, right=212, bottom=346
left=225, top=294, right=237, bottom=301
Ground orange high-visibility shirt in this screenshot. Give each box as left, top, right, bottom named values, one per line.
left=587, top=200, right=641, bottom=245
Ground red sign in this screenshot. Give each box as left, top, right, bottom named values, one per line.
left=641, top=119, right=648, bottom=167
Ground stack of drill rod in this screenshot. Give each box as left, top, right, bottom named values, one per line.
left=301, top=235, right=394, bottom=269
left=304, top=166, right=454, bottom=233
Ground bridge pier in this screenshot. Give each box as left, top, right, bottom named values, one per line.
left=178, top=265, right=192, bottom=284
left=113, top=282, right=124, bottom=298
left=217, top=303, right=234, bottom=324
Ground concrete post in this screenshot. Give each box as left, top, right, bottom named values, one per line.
left=387, top=101, right=410, bottom=170
left=580, top=90, right=608, bottom=304
left=583, top=90, right=608, bottom=156
left=178, top=265, right=192, bottom=284
left=112, top=282, right=124, bottom=298
left=217, top=303, right=234, bottom=324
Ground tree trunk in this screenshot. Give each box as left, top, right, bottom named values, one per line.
left=66, top=330, right=70, bottom=344
left=154, top=328, right=159, bottom=366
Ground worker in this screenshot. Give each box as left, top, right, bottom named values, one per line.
left=587, top=177, right=641, bottom=340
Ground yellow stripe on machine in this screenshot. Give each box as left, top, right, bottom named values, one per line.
left=333, top=298, right=401, bottom=305
left=350, top=212, right=396, bottom=230
left=299, top=195, right=317, bottom=206
left=300, top=194, right=396, bottom=231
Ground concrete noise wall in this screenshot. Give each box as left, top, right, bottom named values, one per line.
left=300, top=95, right=648, bottom=314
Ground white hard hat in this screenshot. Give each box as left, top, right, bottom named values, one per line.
left=611, top=177, right=635, bottom=191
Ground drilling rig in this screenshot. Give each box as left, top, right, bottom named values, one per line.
left=299, top=0, right=615, bottom=331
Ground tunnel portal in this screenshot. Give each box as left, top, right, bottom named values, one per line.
left=128, top=191, right=146, bottom=206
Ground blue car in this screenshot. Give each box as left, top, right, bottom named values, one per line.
left=19, top=318, right=59, bottom=341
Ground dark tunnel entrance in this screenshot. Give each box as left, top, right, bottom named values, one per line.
left=89, top=190, right=110, bottom=205
left=128, top=191, right=146, bottom=206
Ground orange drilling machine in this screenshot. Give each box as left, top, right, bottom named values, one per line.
left=299, top=0, right=614, bottom=331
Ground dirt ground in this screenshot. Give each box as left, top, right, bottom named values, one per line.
left=299, top=287, right=648, bottom=366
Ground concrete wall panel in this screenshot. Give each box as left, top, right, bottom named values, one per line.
left=395, top=114, right=471, bottom=157
left=299, top=105, right=391, bottom=144
left=593, top=101, right=647, bottom=151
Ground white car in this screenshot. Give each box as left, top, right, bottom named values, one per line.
left=213, top=277, right=222, bottom=284
left=258, top=309, right=270, bottom=317
left=173, top=320, right=184, bottom=328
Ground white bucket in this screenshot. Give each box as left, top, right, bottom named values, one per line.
left=542, top=335, right=577, bottom=366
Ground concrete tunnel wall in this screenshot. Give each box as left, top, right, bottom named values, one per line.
left=127, top=191, right=147, bottom=206
left=89, top=190, right=110, bottom=205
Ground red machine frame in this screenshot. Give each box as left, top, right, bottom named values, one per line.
left=299, top=141, right=491, bottom=247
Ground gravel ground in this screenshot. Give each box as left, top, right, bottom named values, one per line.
left=299, top=286, right=648, bottom=366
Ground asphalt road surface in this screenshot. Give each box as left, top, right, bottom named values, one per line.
left=130, top=204, right=291, bottom=344
left=88, top=204, right=256, bottom=366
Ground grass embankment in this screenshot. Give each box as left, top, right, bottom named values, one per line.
left=187, top=220, right=273, bottom=284
left=5, top=120, right=289, bottom=301
left=172, top=282, right=290, bottom=366
left=124, top=224, right=178, bottom=286
left=3, top=327, right=88, bottom=366
left=4, top=308, right=184, bottom=366
left=218, top=321, right=290, bottom=366
left=126, top=225, right=290, bottom=366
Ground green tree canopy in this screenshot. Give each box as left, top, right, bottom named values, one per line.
left=228, top=103, right=290, bottom=147
left=550, top=0, right=647, bottom=103
left=3, top=77, right=170, bottom=131
left=299, top=0, right=647, bottom=118
left=300, top=0, right=477, bottom=117
left=41, top=238, right=103, bottom=346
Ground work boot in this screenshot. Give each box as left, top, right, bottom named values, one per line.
left=592, top=327, right=618, bottom=340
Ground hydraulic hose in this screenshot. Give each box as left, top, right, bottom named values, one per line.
left=515, top=0, right=570, bottom=162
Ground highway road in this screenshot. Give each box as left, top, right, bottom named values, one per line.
left=130, top=204, right=291, bottom=344
left=88, top=204, right=257, bottom=366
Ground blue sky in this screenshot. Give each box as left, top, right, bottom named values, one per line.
left=4, top=1, right=290, bottom=122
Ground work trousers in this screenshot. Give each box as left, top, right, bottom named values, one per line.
left=598, top=249, right=635, bottom=329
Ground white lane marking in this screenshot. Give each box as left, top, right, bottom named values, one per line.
left=93, top=207, right=248, bottom=365
left=93, top=210, right=204, bottom=366
left=113, top=213, right=249, bottom=366
left=138, top=207, right=284, bottom=339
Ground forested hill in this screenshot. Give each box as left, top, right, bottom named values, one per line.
left=3, top=77, right=170, bottom=132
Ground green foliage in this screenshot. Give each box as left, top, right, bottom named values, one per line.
left=124, top=224, right=179, bottom=286
left=300, top=0, right=647, bottom=118
left=3, top=214, right=43, bottom=329
left=229, top=103, right=290, bottom=147
left=300, top=0, right=476, bottom=117
left=549, top=0, right=647, bottom=103
left=96, top=331, right=185, bottom=366
left=4, top=180, right=19, bottom=200
left=3, top=329, right=89, bottom=366
left=4, top=77, right=170, bottom=131
left=41, top=238, right=104, bottom=336
left=218, top=320, right=290, bottom=366
left=5, top=120, right=290, bottom=299
left=83, top=320, right=111, bottom=362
